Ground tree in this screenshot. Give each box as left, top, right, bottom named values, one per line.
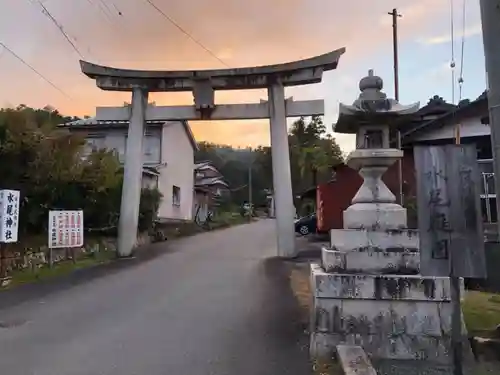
left=194, top=116, right=343, bottom=211
left=289, top=115, right=326, bottom=147
left=289, top=116, right=343, bottom=193
left=0, top=105, right=161, bottom=236
left=296, top=145, right=330, bottom=186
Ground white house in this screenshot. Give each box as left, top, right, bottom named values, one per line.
left=400, top=92, right=494, bottom=222
left=193, top=161, right=229, bottom=223
left=60, top=116, right=198, bottom=222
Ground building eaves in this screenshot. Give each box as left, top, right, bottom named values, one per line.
left=400, top=94, right=488, bottom=143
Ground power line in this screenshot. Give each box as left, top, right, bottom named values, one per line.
left=142, top=0, right=229, bottom=67
left=0, top=41, right=71, bottom=99
left=98, top=0, right=113, bottom=14
left=85, top=0, right=114, bottom=22
left=110, top=2, right=123, bottom=16
left=28, top=0, right=85, bottom=59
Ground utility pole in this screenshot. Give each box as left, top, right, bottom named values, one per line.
left=248, top=161, right=253, bottom=221
left=480, top=0, right=500, bottom=237
left=388, top=8, right=402, bottom=101
left=388, top=8, right=404, bottom=206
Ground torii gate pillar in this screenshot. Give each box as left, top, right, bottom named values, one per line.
left=117, top=87, right=148, bottom=257
left=79, top=47, right=345, bottom=258
left=269, top=81, right=296, bottom=257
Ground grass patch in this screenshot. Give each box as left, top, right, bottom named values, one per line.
left=463, top=291, right=500, bottom=335
left=158, top=213, right=252, bottom=240
left=289, top=265, right=312, bottom=317
left=2, top=250, right=115, bottom=289
left=289, top=263, right=344, bottom=375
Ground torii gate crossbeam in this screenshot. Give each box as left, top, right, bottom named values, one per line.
left=79, top=48, right=346, bottom=258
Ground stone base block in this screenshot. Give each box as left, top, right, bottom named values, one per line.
left=343, top=203, right=407, bottom=230
left=329, top=228, right=419, bottom=252
left=325, top=229, right=420, bottom=274
left=311, top=264, right=452, bottom=301
left=310, top=294, right=470, bottom=363
left=310, top=264, right=471, bottom=363
left=322, top=247, right=420, bottom=274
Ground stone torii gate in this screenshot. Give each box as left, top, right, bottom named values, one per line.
left=79, top=47, right=345, bottom=258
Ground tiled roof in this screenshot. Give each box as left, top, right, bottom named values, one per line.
left=60, top=117, right=199, bottom=151
left=417, top=95, right=457, bottom=116
left=195, top=177, right=228, bottom=187
left=62, top=117, right=166, bottom=126
left=401, top=93, right=489, bottom=143
left=194, top=161, right=212, bottom=169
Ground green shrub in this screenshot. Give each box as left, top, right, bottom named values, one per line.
left=0, top=106, right=162, bottom=238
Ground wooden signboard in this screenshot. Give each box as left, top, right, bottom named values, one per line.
left=414, top=145, right=487, bottom=278
left=0, top=190, right=20, bottom=243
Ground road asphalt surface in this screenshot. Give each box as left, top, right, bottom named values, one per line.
left=0, top=220, right=311, bottom=375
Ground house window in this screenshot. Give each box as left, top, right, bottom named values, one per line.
left=481, top=197, right=497, bottom=223
left=123, top=134, right=161, bottom=164
left=144, top=135, right=161, bottom=164
left=479, top=160, right=495, bottom=197
left=478, top=159, right=496, bottom=223
left=115, top=135, right=127, bottom=162
left=84, top=136, right=105, bottom=156
left=107, top=134, right=126, bottom=162
left=172, top=185, right=181, bottom=206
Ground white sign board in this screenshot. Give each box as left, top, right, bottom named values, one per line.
left=0, top=189, right=20, bottom=243
left=48, top=210, right=84, bottom=248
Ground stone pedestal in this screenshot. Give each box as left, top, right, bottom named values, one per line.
left=310, top=70, right=472, bottom=364
left=310, top=249, right=468, bottom=363
left=309, top=152, right=470, bottom=364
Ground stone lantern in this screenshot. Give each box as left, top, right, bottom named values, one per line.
left=335, top=69, right=419, bottom=230
left=309, top=70, right=464, bottom=366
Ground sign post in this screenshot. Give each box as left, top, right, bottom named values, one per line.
left=0, top=190, right=20, bottom=243
left=414, top=145, right=487, bottom=375
left=0, top=189, right=20, bottom=278
left=48, top=210, right=84, bottom=266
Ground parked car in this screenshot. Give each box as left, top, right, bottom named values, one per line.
left=294, top=213, right=317, bottom=236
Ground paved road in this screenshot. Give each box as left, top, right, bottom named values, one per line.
left=0, top=220, right=311, bottom=375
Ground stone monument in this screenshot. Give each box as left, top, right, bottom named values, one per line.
left=310, top=70, right=465, bottom=363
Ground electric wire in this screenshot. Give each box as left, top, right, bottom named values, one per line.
left=98, top=0, right=113, bottom=14
left=28, top=0, right=85, bottom=59
left=142, top=0, right=229, bottom=67
left=0, top=42, right=71, bottom=99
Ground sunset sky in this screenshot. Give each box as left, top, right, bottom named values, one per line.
left=0, top=0, right=487, bottom=152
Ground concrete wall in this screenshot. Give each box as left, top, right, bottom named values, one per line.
left=83, top=127, right=162, bottom=165
left=76, top=122, right=194, bottom=221
left=157, top=121, right=195, bottom=221
left=412, top=116, right=490, bottom=142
